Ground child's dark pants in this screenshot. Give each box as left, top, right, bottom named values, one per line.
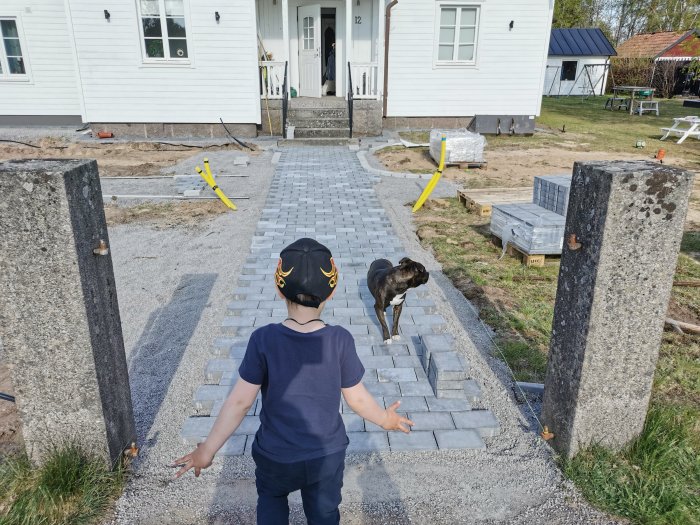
left=252, top=446, right=346, bottom=525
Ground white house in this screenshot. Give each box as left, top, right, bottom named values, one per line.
left=0, top=0, right=554, bottom=136
left=544, top=28, right=616, bottom=97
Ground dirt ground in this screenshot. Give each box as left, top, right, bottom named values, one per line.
left=105, top=201, right=230, bottom=228
left=376, top=145, right=700, bottom=227
left=0, top=138, right=252, bottom=178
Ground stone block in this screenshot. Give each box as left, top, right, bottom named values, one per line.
left=434, top=429, right=485, bottom=450
left=407, top=412, right=455, bottom=430
left=451, top=410, right=500, bottom=437
left=542, top=161, right=693, bottom=458
left=342, top=413, right=365, bottom=432
left=372, top=344, right=410, bottom=356
left=0, top=159, right=135, bottom=466
left=217, top=435, right=247, bottom=456
left=428, top=351, right=469, bottom=381
left=463, top=379, right=483, bottom=404
left=383, top=396, right=429, bottom=412
left=377, top=368, right=417, bottom=383
left=205, top=359, right=239, bottom=383
left=425, top=397, right=472, bottom=412
left=389, top=431, right=437, bottom=451
left=347, top=432, right=389, bottom=453
left=399, top=381, right=434, bottom=397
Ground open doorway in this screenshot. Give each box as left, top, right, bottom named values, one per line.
left=321, top=8, right=336, bottom=96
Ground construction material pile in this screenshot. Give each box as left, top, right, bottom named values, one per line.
left=429, top=128, right=486, bottom=165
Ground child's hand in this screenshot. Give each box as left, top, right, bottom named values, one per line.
left=172, top=443, right=214, bottom=479
left=381, top=401, right=414, bottom=433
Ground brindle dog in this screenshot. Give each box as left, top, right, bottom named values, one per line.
left=367, top=258, right=429, bottom=344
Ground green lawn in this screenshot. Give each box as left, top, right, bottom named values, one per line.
left=414, top=198, right=699, bottom=525
left=400, top=96, right=700, bottom=168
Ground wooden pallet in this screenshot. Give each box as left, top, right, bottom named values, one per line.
left=491, top=234, right=554, bottom=267
left=457, top=187, right=533, bottom=217
left=451, top=161, right=488, bottom=170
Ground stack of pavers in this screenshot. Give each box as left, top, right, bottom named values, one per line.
left=181, top=148, right=499, bottom=454
left=532, top=175, right=571, bottom=216
left=489, top=174, right=571, bottom=256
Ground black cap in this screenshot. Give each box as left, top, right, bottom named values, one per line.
left=275, top=238, right=338, bottom=308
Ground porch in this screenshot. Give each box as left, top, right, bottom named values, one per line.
left=255, top=0, right=383, bottom=102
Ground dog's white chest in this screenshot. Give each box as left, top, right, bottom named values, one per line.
left=390, top=292, right=406, bottom=306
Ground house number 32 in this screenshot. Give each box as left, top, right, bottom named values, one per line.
left=355, top=16, right=362, bottom=24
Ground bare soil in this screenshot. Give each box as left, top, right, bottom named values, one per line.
left=376, top=145, right=700, bottom=227
left=0, top=138, right=252, bottom=178
left=105, top=201, right=230, bottom=228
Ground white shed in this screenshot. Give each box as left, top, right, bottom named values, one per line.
left=544, top=28, right=616, bottom=96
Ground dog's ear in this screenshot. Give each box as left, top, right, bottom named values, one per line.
left=399, top=257, right=411, bottom=266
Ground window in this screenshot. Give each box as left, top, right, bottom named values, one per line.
left=436, top=5, right=479, bottom=64
left=137, top=0, right=188, bottom=61
left=0, top=18, right=28, bottom=78
left=561, top=61, right=577, bottom=81
left=303, top=16, right=314, bottom=50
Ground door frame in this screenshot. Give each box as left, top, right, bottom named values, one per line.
left=289, top=0, right=346, bottom=98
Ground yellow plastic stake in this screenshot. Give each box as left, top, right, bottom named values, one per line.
left=196, top=159, right=237, bottom=210
left=412, top=135, right=447, bottom=213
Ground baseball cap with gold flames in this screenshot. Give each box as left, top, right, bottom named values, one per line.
left=275, top=238, right=338, bottom=308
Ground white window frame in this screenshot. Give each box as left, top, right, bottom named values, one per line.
left=0, top=16, right=30, bottom=82
left=433, top=3, right=480, bottom=67
left=135, top=0, right=191, bottom=64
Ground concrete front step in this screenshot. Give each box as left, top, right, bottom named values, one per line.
left=288, top=108, right=348, bottom=119
left=294, top=127, right=351, bottom=139
left=277, top=138, right=358, bottom=147
left=288, top=117, right=349, bottom=129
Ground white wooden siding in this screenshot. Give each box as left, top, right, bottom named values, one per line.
left=0, top=1, right=81, bottom=116
left=67, top=0, right=260, bottom=123
left=387, top=0, right=553, bottom=117
left=544, top=56, right=610, bottom=96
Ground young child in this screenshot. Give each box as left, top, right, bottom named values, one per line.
left=174, top=238, right=413, bottom=524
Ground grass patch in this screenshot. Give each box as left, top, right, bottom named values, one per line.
left=0, top=445, right=127, bottom=525
left=415, top=197, right=700, bottom=524
left=400, top=97, right=700, bottom=167
left=564, top=405, right=700, bottom=525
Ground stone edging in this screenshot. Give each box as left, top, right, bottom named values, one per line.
left=356, top=150, right=433, bottom=180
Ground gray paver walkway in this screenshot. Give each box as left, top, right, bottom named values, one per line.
left=181, top=147, right=498, bottom=453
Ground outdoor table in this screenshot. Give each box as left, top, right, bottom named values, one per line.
left=660, top=116, right=700, bottom=144
left=612, top=86, right=656, bottom=115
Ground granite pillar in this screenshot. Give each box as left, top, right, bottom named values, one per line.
left=541, top=160, right=693, bottom=458
left=0, top=159, right=135, bottom=467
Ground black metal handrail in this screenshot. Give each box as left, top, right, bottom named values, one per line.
left=347, top=62, right=354, bottom=138
left=282, top=61, right=289, bottom=138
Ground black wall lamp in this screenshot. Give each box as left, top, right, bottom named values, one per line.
left=509, top=20, right=514, bottom=30
left=104, top=9, right=111, bottom=20
left=215, top=11, right=221, bottom=22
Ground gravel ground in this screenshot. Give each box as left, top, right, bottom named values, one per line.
left=103, top=145, right=621, bottom=524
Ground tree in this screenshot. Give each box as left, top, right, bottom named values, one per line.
left=645, top=0, right=700, bottom=32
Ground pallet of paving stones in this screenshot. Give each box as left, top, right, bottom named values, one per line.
left=457, top=187, right=533, bottom=217
left=489, top=203, right=566, bottom=267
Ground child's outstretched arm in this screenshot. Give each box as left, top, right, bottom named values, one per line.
left=342, top=383, right=414, bottom=433
left=173, top=378, right=260, bottom=478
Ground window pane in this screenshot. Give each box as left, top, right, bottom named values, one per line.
left=460, top=8, right=477, bottom=25
left=0, top=60, right=3, bottom=74
left=304, top=17, right=311, bottom=29
left=459, top=27, right=475, bottom=44
left=140, top=0, right=160, bottom=16
left=4, top=38, right=22, bottom=57
left=439, top=27, right=455, bottom=44
left=308, top=26, right=314, bottom=39
left=0, top=20, right=19, bottom=38
left=169, top=39, right=187, bottom=58
left=142, top=18, right=162, bottom=37
left=145, top=38, right=164, bottom=57
left=165, top=0, right=184, bottom=16
left=8, top=57, right=25, bottom=74
left=458, top=44, right=474, bottom=61
left=166, top=17, right=186, bottom=37
left=438, top=44, right=453, bottom=61
left=440, top=8, right=456, bottom=26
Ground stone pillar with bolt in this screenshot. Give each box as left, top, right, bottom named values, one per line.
left=542, top=160, right=693, bottom=458
left=0, top=159, right=136, bottom=467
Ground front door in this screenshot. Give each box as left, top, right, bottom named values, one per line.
left=298, top=5, right=322, bottom=97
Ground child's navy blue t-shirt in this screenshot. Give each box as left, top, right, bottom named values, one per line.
left=238, top=323, right=365, bottom=463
